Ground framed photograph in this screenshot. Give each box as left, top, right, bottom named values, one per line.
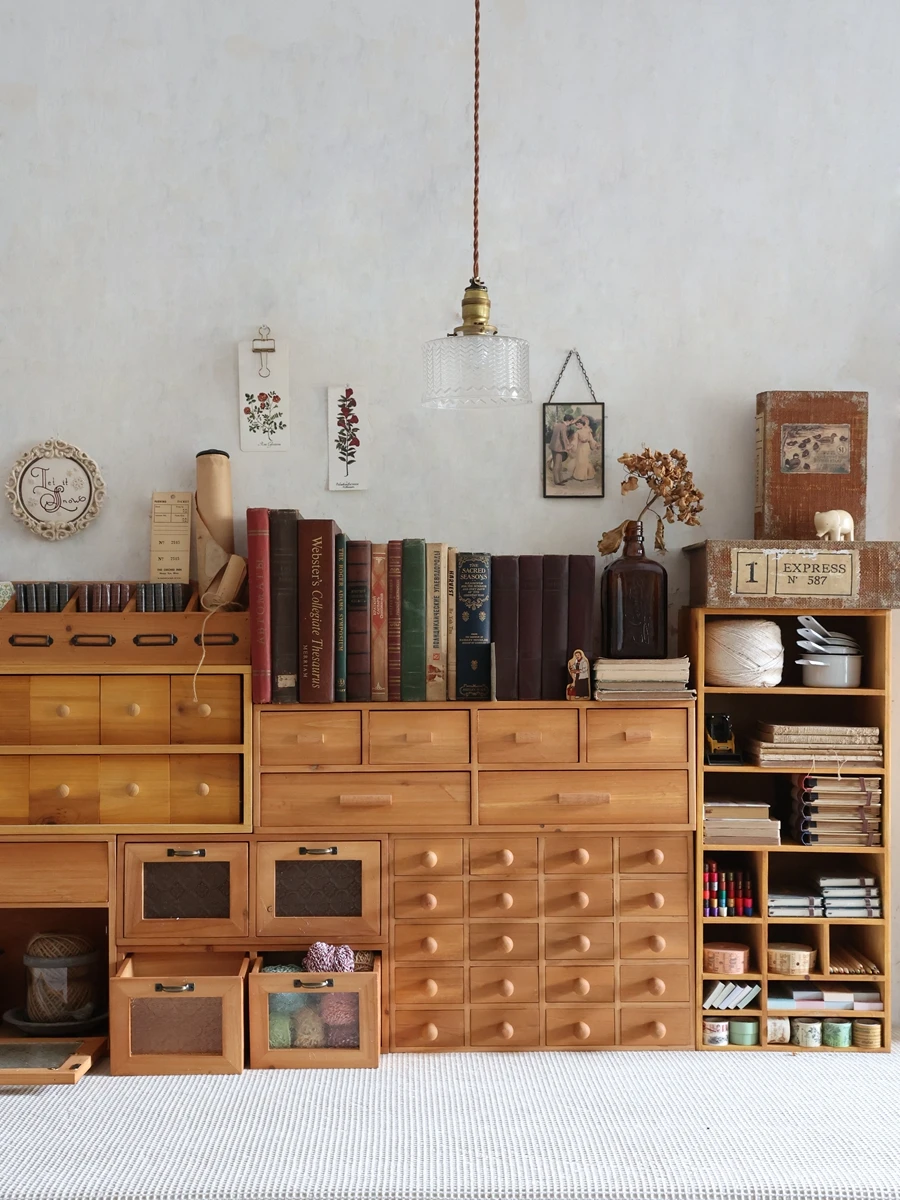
left=543, top=402, right=605, bottom=498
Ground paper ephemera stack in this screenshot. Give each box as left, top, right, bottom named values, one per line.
left=592, top=656, right=691, bottom=701
left=746, top=723, right=883, bottom=770
left=790, top=774, right=882, bottom=846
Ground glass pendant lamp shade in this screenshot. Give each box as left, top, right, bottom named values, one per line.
left=422, top=331, right=530, bottom=409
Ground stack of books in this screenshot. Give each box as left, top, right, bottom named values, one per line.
left=819, top=874, right=882, bottom=918
left=702, top=981, right=761, bottom=1011
left=790, top=774, right=883, bottom=846
left=703, top=799, right=781, bottom=845
left=592, top=656, right=691, bottom=701
left=746, top=723, right=883, bottom=769
left=767, top=887, right=824, bottom=917
left=13, top=582, right=72, bottom=612
left=768, top=982, right=882, bottom=1011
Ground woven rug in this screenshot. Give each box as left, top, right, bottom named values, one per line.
left=1, top=1047, right=899, bottom=1200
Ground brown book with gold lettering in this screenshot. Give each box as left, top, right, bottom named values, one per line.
left=298, top=519, right=340, bottom=703
left=347, top=540, right=372, bottom=702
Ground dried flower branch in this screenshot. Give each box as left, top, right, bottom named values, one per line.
left=598, top=447, right=704, bottom=556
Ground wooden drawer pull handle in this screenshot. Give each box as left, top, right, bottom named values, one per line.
left=56, top=704, right=70, bottom=718
left=624, top=728, right=653, bottom=743
left=574, top=890, right=590, bottom=909
left=339, top=793, right=393, bottom=807
left=196, top=783, right=210, bottom=797
left=127, top=703, right=141, bottom=717
left=498, top=935, right=514, bottom=954
left=405, top=731, right=435, bottom=743
left=648, top=976, right=666, bottom=996
left=513, top=731, right=542, bottom=744
left=499, top=892, right=514, bottom=910
left=197, top=704, right=212, bottom=718
left=648, top=892, right=665, bottom=910
left=651, top=1021, right=667, bottom=1040
left=423, top=1023, right=439, bottom=1042
left=499, top=1021, right=514, bottom=1040
left=498, top=849, right=515, bottom=866
left=574, top=976, right=590, bottom=996
left=57, top=784, right=70, bottom=799
left=421, top=937, right=438, bottom=955
left=126, top=783, right=140, bottom=798
left=647, top=848, right=665, bottom=866
left=298, top=733, right=326, bottom=744
left=573, top=848, right=590, bottom=866
left=575, top=934, right=591, bottom=953
left=421, top=851, right=438, bottom=869
left=424, top=978, right=438, bottom=998
left=421, top=893, right=438, bottom=911
left=574, top=1021, right=591, bottom=1040
left=500, top=978, right=514, bottom=997
left=557, top=792, right=610, bottom=805
left=649, top=934, right=666, bottom=953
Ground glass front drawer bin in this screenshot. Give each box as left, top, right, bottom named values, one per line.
left=122, top=842, right=249, bottom=939
left=256, top=841, right=381, bottom=938
left=248, top=956, right=381, bottom=1068
left=110, top=952, right=249, bottom=1075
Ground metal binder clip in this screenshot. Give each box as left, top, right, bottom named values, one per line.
left=252, top=325, right=276, bottom=378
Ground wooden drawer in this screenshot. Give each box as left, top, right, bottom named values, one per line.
left=257, top=840, right=381, bottom=938
left=394, top=880, right=464, bottom=920
left=478, top=771, right=689, bottom=826
left=260, top=772, right=470, bottom=828
left=259, top=711, right=362, bottom=767
left=29, top=676, right=99, bottom=745
left=619, top=921, right=690, bottom=960
left=470, top=965, right=539, bottom=1005
left=620, top=1005, right=693, bottom=1047
left=30, top=756, right=100, bottom=825
left=619, top=963, right=691, bottom=1004
left=586, top=708, right=688, bottom=765
left=619, top=835, right=690, bottom=875
left=0, top=677, right=29, bottom=743
left=468, top=837, right=538, bottom=875
left=248, top=957, right=380, bottom=1069
left=469, top=880, right=538, bottom=919
left=544, top=921, right=614, bottom=961
left=469, top=922, right=539, bottom=962
left=171, top=675, right=241, bottom=745
left=110, top=952, right=248, bottom=1075
left=476, top=709, right=578, bottom=763
left=619, top=874, right=690, bottom=918
left=99, top=756, right=170, bottom=824
left=100, top=676, right=170, bottom=745
left=544, top=966, right=615, bottom=1005
left=393, top=1008, right=465, bottom=1049
left=546, top=1006, right=615, bottom=1048
left=168, top=756, right=242, bottom=825
left=0, top=756, right=30, bottom=823
left=470, top=1006, right=540, bottom=1048
left=543, top=835, right=612, bottom=875
left=393, top=967, right=464, bottom=1006
left=122, top=841, right=249, bottom=939
left=0, top=841, right=109, bottom=904
left=393, top=923, right=464, bottom=962
left=369, top=710, right=469, bottom=764
left=392, top=838, right=463, bottom=876
left=544, top=876, right=613, bottom=918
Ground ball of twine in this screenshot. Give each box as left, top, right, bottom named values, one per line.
left=353, top=950, right=375, bottom=972
left=25, top=932, right=96, bottom=1023
left=320, top=992, right=358, bottom=1026
left=26, top=932, right=93, bottom=959
left=325, top=1024, right=360, bottom=1049
left=290, top=1006, right=326, bottom=1049
left=705, top=619, right=783, bottom=687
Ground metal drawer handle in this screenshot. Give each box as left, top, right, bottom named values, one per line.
left=166, top=848, right=206, bottom=857
left=514, top=731, right=542, bottom=744
left=557, top=792, right=610, bottom=805
left=155, top=982, right=194, bottom=993
left=624, top=728, right=653, bottom=743
left=9, top=634, right=53, bottom=647
left=299, top=846, right=338, bottom=855
left=134, top=634, right=177, bottom=647
left=339, top=793, right=393, bottom=807
left=71, top=633, right=116, bottom=646
left=194, top=632, right=239, bottom=646
left=295, top=979, right=334, bottom=989
left=405, top=731, right=434, bottom=743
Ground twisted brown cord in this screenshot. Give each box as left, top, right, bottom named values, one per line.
left=473, top=0, right=480, bottom=281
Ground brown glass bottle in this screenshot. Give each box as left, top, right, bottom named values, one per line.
left=600, top=520, right=668, bottom=657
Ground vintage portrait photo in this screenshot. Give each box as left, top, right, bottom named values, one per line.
left=543, top=402, right=605, bottom=498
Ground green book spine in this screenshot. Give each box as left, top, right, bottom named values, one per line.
left=401, top=538, right=427, bottom=701
left=334, top=532, right=348, bottom=701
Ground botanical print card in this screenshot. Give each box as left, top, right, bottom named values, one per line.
left=237, top=339, right=290, bottom=451
left=328, top=386, right=368, bottom=491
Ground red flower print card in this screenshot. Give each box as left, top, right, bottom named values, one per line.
left=237, top=338, right=290, bottom=451
left=328, top=385, right=368, bottom=491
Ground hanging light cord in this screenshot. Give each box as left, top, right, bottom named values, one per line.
left=473, top=0, right=480, bottom=282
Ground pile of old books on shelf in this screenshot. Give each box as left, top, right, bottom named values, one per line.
left=701, top=980, right=761, bottom=1011
left=767, top=874, right=882, bottom=919
left=703, top=798, right=781, bottom=845
left=592, top=655, right=692, bottom=701
left=789, top=773, right=882, bottom=846
left=745, top=723, right=883, bottom=770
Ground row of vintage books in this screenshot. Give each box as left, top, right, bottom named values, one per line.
left=9, top=580, right=191, bottom=613
left=245, top=509, right=598, bottom=704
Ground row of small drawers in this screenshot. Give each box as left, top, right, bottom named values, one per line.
left=394, top=1006, right=694, bottom=1049
left=394, top=876, right=690, bottom=920
left=393, top=835, right=688, bottom=875
left=260, top=708, right=689, bottom=767
left=0, top=675, right=242, bottom=746
left=393, top=921, right=690, bottom=962
left=395, top=963, right=691, bottom=1005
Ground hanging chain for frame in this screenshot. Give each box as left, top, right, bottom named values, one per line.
left=473, top=0, right=480, bottom=282
left=546, top=349, right=599, bottom=404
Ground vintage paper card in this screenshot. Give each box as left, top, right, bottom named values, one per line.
left=150, top=492, right=192, bottom=582
left=328, top=386, right=368, bottom=491
left=238, top=339, right=290, bottom=451
left=730, top=547, right=859, bottom=600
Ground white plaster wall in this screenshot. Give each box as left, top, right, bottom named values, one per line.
left=1, top=0, right=898, bottom=1017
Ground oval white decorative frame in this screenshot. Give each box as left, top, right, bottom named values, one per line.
left=5, top=439, right=106, bottom=540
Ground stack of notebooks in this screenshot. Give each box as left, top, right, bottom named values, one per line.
left=789, top=774, right=882, bottom=846
left=746, top=723, right=883, bottom=769
left=768, top=982, right=882, bottom=1011
left=701, top=981, right=761, bottom=1011
left=703, top=798, right=781, bottom=845
left=592, top=656, right=692, bottom=701
left=768, top=887, right=824, bottom=917
left=820, top=874, right=882, bottom=918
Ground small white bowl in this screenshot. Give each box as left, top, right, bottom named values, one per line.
left=800, top=655, right=862, bottom=688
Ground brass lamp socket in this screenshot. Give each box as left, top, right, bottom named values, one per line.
left=452, top=277, right=497, bottom=335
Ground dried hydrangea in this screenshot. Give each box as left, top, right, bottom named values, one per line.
left=598, top=448, right=704, bottom=556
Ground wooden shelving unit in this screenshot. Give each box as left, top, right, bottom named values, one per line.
left=682, top=606, right=891, bottom=1052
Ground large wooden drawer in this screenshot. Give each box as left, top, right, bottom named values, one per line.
left=259, top=772, right=471, bottom=828
left=478, top=771, right=689, bottom=826
left=476, top=709, right=578, bottom=763
left=0, top=841, right=110, bottom=905
left=620, top=1005, right=693, bottom=1047
left=369, top=711, right=470, bottom=765
left=586, top=708, right=688, bottom=765
left=259, top=711, right=362, bottom=767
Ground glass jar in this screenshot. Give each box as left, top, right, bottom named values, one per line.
left=601, top=520, right=668, bottom=657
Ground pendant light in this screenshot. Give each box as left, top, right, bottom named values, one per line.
left=422, top=0, right=531, bottom=409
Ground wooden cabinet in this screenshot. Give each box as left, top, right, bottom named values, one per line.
left=0, top=841, right=110, bottom=905
left=478, top=770, right=689, bottom=826
left=259, top=711, right=362, bottom=766
left=259, top=772, right=471, bottom=829
left=121, top=841, right=249, bottom=940
left=476, top=708, right=578, bottom=764
left=368, top=710, right=470, bottom=764
left=256, top=840, right=381, bottom=938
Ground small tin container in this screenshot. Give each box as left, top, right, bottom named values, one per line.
left=729, top=1017, right=759, bottom=1046
left=822, top=1019, right=852, bottom=1048
left=702, top=1017, right=730, bottom=1046
left=791, top=1017, right=822, bottom=1047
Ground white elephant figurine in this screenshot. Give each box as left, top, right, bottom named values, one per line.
left=814, top=509, right=855, bottom=541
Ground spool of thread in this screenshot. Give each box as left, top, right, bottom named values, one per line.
left=702, top=1017, right=729, bottom=1046
left=729, top=1017, right=759, bottom=1046
left=823, top=1019, right=852, bottom=1048
left=766, top=1016, right=790, bottom=1045
left=852, top=1019, right=882, bottom=1048
left=325, top=1024, right=360, bottom=1049
left=703, top=943, right=750, bottom=974
left=791, top=1017, right=822, bottom=1048
left=290, top=1006, right=326, bottom=1049
left=767, top=943, right=817, bottom=976
left=268, top=1011, right=292, bottom=1049
left=705, top=619, right=784, bottom=687
left=320, top=992, right=358, bottom=1026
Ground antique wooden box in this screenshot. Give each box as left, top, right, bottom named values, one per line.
left=755, top=391, right=868, bottom=539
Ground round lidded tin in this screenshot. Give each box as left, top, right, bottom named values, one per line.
left=822, top=1019, right=852, bottom=1048
left=702, top=1017, right=729, bottom=1046
left=791, top=1017, right=822, bottom=1047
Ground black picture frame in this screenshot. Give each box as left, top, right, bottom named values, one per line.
left=543, top=402, right=606, bottom=498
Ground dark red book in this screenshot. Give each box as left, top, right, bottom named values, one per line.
left=541, top=555, right=569, bottom=700
left=298, top=519, right=341, bottom=703
left=246, top=507, right=272, bottom=703
left=491, top=555, right=519, bottom=700
left=567, top=554, right=596, bottom=662
left=269, top=509, right=300, bottom=703
left=387, top=539, right=402, bottom=701
left=518, top=555, right=543, bottom=700
left=347, top=540, right=372, bottom=701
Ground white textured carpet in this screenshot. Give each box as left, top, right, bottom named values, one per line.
left=1, top=1048, right=899, bottom=1200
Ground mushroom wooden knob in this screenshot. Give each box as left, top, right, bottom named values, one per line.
left=648, top=934, right=666, bottom=953
left=499, top=978, right=515, bottom=998
left=499, top=892, right=514, bottom=910
left=573, top=847, right=590, bottom=866
left=499, top=1021, right=514, bottom=1040
left=574, top=977, right=591, bottom=996
left=574, top=1021, right=591, bottom=1041
left=198, top=703, right=212, bottom=718
left=424, top=978, right=438, bottom=998
left=575, top=934, right=591, bottom=953
left=56, top=705, right=70, bottom=718
left=422, top=937, right=438, bottom=955
left=498, top=935, right=514, bottom=954
left=423, top=1023, right=439, bottom=1042
left=574, top=890, right=590, bottom=909
left=126, top=783, right=140, bottom=798
left=421, top=893, right=438, bottom=911
left=498, top=849, right=515, bottom=866
left=421, top=851, right=438, bottom=869
left=648, top=976, right=666, bottom=996
left=647, top=847, right=665, bottom=866
left=57, top=784, right=70, bottom=799
left=648, top=892, right=665, bottom=910
left=650, top=1021, right=667, bottom=1040
left=127, top=703, right=141, bottom=717
left=196, top=782, right=210, bottom=797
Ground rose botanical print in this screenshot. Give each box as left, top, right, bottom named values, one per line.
left=237, top=336, right=291, bottom=451
left=243, top=391, right=286, bottom=444
left=328, top=385, right=369, bottom=491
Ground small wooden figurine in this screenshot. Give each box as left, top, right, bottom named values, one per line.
left=566, top=649, right=591, bottom=699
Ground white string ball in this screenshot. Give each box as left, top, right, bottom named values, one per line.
left=705, top=619, right=784, bottom=687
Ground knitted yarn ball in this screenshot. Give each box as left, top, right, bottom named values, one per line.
left=326, top=1023, right=360, bottom=1049
left=320, top=992, right=358, bottom=1026
left=303, top=942, right=354, bottom=973
left=262, top=964, right=306, bottom=1013
left=353, top=950, right=375, bottom=972
left=290, top=1006, right=326, bottom=1049
left=268, top=1011, right=292, bottom=1049
left=705, top=619, right=784, bottom=687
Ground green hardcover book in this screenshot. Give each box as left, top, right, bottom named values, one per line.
left=401, top=538, right=427, bottom=701
left=334, top=532, right=348, bottom=701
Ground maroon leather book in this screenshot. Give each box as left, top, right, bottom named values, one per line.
left=567, top=554, right=596, bottom=663
left=269, top=508, right=300, bottom=703
left=517, top=555, right=543, bottom=701
left=387, top=539, right=402, bottom=701
left=491, top=555, right=519, bottom=700
left=541, top=555, right=569, bottom=700
left=347, top=540, right=372, bottom=701
left=298, top=519, right=341, bottom=703
left=246, top=507, right=272, bottom=703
